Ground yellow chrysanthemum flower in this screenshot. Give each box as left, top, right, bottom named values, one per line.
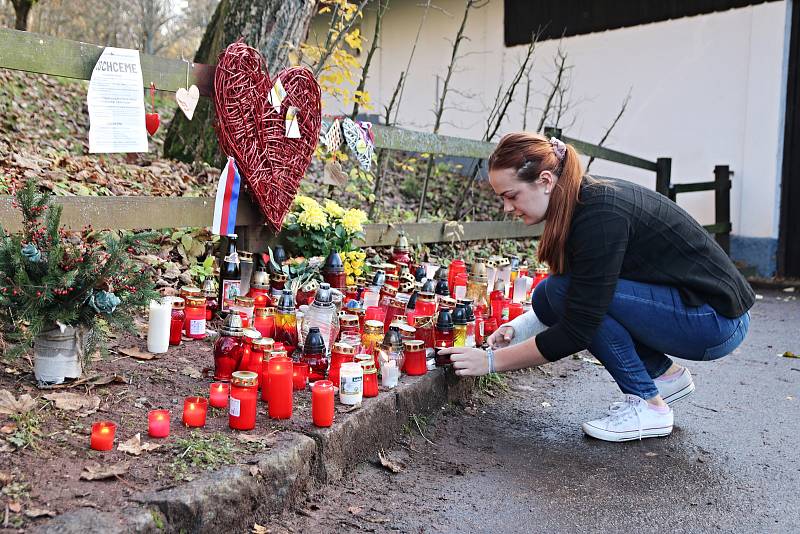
left=294, top=195, right=321, bottom=212
left=297, top=204, right=328, bottom=230
left=341, top=208, right=368, bottom=234
left=323, top=199, right=345, bottom=218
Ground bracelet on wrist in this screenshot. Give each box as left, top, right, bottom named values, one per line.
left=486, top=346, right=496, bottom=374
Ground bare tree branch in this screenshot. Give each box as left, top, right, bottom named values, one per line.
left=586, top=89, right=632, bottom=172
left=351, top=0, right=389, bottom=119
left=313, top=0, right=371, bottom=77
left=536, top=43, right=569, bottom=133
left=391, top=0, right=432, bottom=125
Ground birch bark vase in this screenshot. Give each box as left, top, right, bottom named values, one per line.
left=33, top=325, right=85, bottom=387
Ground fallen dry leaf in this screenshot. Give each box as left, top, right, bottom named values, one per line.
left=251, top=524, right=269, bottom=534
left=43, top=392, right=100, bottom=416
left=8, top=501, right=21, bottom=513
left=0, top=389, right=36, bottom=416
left=0, top=423, right=17, bottom=434
left=236, top=432, right=278, bottom=447
left=645, top=452, right=659, bottom=457
left=180, top=366, right=203, bottom=379
left=783, top=286, right=796, bottom=292
left=117, top=433, right=161, bottom=456
left=348, top=505, right=363, bottom=515
left=25, top=508, right=56, bottom=518
left=782, top=351, right=799, bottom=359
left=118, top=346, right=156, bottom=361
left=0, top=441, right=13, bottom=453
left=336, top=403, right=362, bottom=414
left=0, top=472, right=14, bottom=486
left=80, top=461, right=130, bottom=481
left=377, top=450, right=404, bottom=474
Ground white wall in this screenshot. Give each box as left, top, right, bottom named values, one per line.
left=313, top=0, right=788, bottom=238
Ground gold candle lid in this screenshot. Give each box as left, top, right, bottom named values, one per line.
left=381, top=285, right=398, bottom=297
left=340, top=314, right=359, bottom=328
left=364, top=320, right=384, bottom=334
left=254, top=306, right=275, bottom=318
left=231, top=371, right=258, bottom=387
left=253, top=337, right=274, bottom=350
left=402, top=339, right=424, bottom=350
left=271, top=273, right=288, bottom=283
left=440, top=296, right=457, bottom=310
left=238, top=251, right=254, bottom=262
left=235, top=296, right=255, bottom=307
left=170, top=297, right=185, bottom=310
left=333, top=342, right=356, bottom=355
left=414, top=315, right=433, bottom=328
left=180, top=286, right=201, bottom=297
left=186, top=295, right=206, bottom=307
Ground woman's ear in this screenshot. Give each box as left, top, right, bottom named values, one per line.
left=537, top=170, right=556, bottom=190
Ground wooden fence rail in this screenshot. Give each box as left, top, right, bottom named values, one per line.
left=0, top=28, right=729, bottom=253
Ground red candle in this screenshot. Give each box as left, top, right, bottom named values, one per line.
left=184, top=296, right=207, bottom=340
left=182, top=397, right=208, bottom=427
left=363, top=368, right=378, bottom=398
left=169, top=298, right=185, bottom=346
left=403, top=339, right=427, bottom=376
left=90, top=421, right=116, bottom=451
left=147, top=410, right=170, bottom=438
left=267, top=356, right=293, bottom=419
left=508, top=302, right=524, bottom=322
left=209, top=382, right=229, bottom=408
left=229, top=371, right=259, bottom=431
left=292, top=361, right=309, bottom=391
left=253, top=307, right=276, bottom=339
left=311, top=380, right=335, bottom=427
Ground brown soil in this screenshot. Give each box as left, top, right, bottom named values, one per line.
left=0, top=323, right=319, bottom=532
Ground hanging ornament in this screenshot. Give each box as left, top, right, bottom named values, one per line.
left=145, top=82, right=160, bottom=136
left=321, top=118, right=343, bottom=152
left=175, top=59, right=200, bottom=120
left=342, top=118, right=374, bottom=171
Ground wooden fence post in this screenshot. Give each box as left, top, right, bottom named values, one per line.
left=656, top=157, right=672, bottom=199
left=714, top=165, right=732, bottom=254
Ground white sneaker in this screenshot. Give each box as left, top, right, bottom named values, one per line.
left=654, top=367, right=695, bottom=405
left=582, top=395, right=673, bottom=442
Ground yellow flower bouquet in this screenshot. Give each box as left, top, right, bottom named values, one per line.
left=282, top=196, right=369, bottom=258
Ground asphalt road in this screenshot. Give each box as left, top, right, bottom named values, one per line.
left=276, top=288, right=800, bottom=533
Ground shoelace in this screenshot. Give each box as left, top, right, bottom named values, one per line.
left=606, top=396, right=644, bottom=440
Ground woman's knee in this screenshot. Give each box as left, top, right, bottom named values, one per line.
left=531, top=275, right=569, bottom=326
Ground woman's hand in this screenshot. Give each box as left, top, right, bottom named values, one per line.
left=487, top=325, right=515, bottom=348
left=437, top=347, right=490, bottom=376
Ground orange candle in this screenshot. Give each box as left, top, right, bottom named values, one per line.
left=147, top=410, right=170, bottom=438
left=209, top=382, right=229, bottom=408
left=311, top=380, right=334, bottom=427
left=90, top=421, right=116, bottom=451
left=182, top=397, right=208, bottom=427
left=267, top=356, right=293, bottom=419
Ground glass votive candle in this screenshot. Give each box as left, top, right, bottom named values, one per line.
left=292, top=361, right=309, bottom=391
left=229, top=371, right=259, bottom=431
left=311, top=380, right=335, bottom=427
left=147, top=410, right=170, bottom=438
left=209, top=382, right=230, bottom=408
left=268, top=356, right=293, bottom=419
left=182, top=396, right=208, bottom=427
left=402, top=339, right=427, bottom=376
left=90, top=421, right=116, bottom=451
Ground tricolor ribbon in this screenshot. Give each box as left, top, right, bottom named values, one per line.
left=212, top=157, right=241, bottom=236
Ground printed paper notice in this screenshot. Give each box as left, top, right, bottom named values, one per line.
left=87, top=47, right=148, bottom=153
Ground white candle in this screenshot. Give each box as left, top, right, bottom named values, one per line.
left=147, top=299, right=171, bottom=354
left=381, top=361, right=400, bottom=389
left=513, top=276, right=532, bottom=303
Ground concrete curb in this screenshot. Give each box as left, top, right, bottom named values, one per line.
left=33, top=368, right=472, bottom=534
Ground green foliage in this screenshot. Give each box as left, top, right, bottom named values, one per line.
left=0, top=180, right=159, bottom=360
left=168, top=431, right=269, bottom=482
left=8, top=411, right=42, bottom=450
left=477, top=372, right=509, bottom=395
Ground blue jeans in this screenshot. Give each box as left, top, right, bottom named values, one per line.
left=532, top=275, right=751, bottom=399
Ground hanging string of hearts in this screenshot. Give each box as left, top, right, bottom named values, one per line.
left=213, top=41, right=322, bottom=230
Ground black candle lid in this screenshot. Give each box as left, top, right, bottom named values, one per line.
left=436, top=309, right=454, bottom=330
left=435, top=266, right=448, bottom=281
left=277, top=289, right=295, bottom=310
left=371, top=270, right=386, bottom=287
left=314, top=283, right=333, bottom=304
left=421, top=279, right=436, bottom=293
left=382, top=326, right=403, bottom=351
left=414, top=265, right=427, bottom=281
left=406, top=290, right=418, bottom=310
left=452, top=304, right=467, bottom=326
left=304, top=327, right=326, bottom=354
left=323, top=251, right=344, bottom=273
left=434, top=279, right=449, bottom=296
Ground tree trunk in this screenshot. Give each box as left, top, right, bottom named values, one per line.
left=12, top=0, right=34, bottom=31
left=163, top=0, right=317, bottom=165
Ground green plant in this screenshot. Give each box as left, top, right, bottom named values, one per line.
left=0, top=179, right=159, bottom=359
left=7, top=411, right=42, bottom=450
left=169, top=431, right=239, bottom=481
left=477, top=372, right=509, bottom=395
left=281, top=196, right=368, bottom=258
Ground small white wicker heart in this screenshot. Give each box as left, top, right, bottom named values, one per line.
left=175, top=85, right=200, bottom=120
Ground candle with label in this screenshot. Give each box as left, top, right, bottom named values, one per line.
left=147, top=410, right=170, bottom=438
left=184, top=296, right=207, bottom=339
left=90, top=421, right=116, bottom=451
left=209, top=382, right=229, bottom=408
left=229, top=371, right=258, bottom=431
left=182, top=397, right=208, bottom=427
left=268, top=356, right=293, bottom=419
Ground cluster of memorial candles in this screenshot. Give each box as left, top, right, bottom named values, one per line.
left=89, top=233, right=548, bottom=450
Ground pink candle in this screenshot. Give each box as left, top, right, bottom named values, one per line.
left=147, top=410, right=170, bottom=438
left=182, top=397, right=208, bottom=427
left=209, top=382, right=230, bottom=408
left=90, top=421, right=116, bottom=451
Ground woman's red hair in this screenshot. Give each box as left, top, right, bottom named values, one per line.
left=488, top=132, right=584, bottom=274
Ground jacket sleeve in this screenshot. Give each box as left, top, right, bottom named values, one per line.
left=534, top=209, right=630, bottom=361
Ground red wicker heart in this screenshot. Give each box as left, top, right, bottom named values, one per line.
left=214, top=41, right=322, bottom=230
